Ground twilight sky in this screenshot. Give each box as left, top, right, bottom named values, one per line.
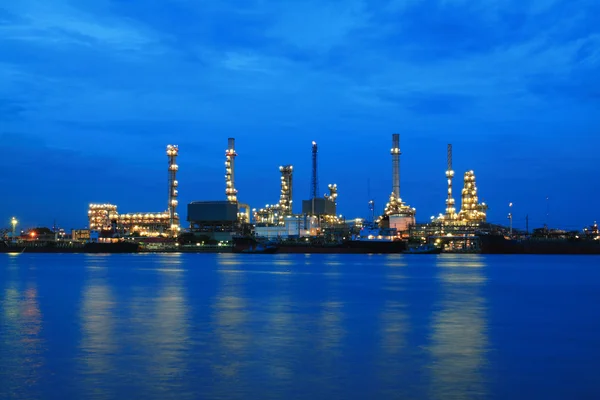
left=1, top=0, right=599, bottom=230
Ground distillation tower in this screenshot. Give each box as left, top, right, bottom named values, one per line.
left=167, top=144, right=180, bottom=235
left=254, top=165, right=294, bottom=225
left=392, top=133, right=400, bottom=199
left=458, top=170, right=488, bottom=223
left=382, top=134, right=416, bottom=231
left=225, top=137, right=238, bottom=203
left=444, top=144, right=458, bottom=221
left=279, top=165, right=293, bottom=215
left=325, top=184, right=338, bottom=206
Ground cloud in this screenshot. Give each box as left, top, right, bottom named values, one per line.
left=376, top=91, right=476, bottom=115
left=0, top=0, right=157, bottom=51
left=1, top=0, right=599, bottom=228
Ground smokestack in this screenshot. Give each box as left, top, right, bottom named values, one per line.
left=391, top=133, right=401, bottom=198
left=311, top=141, right=319, bottom=200
left=225, top=138, right=238, bottom=203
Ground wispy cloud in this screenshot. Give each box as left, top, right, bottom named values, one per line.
left=1, top=0, right=599, bottom=226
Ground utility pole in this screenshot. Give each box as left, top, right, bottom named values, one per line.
left=526, top=214, right=529, bottom=235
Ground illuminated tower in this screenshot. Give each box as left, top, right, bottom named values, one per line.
left=326, top=184, right=338, bottom=205
left=225, top=138, right=238, bottom=203
left=445, top=144, right=457, bottom=220
left=382, top=134, right=415, bottom=232
left=391, top=133, right=401, bottom=198
left=167, top=144, right=180, bottom=236
left=459, top=170, right=487, bottom=223
left=279, top=165, right=293, bottom=215
left=311, top=141, right=319, bottom=200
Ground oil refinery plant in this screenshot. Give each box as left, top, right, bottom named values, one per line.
left=88, top=144, right=181, bottom=238
left=8, top=131, right=600, bottom=255
left=84, top=134, right=495, bottom=250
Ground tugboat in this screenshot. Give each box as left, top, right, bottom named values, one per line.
left=403, top=243, right=442, bottom=254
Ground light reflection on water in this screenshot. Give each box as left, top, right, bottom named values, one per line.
left=5, top=253, right=600, bottom=399
left=376, top=258, right=409, bottom=398
left=1, top=280, right=44, bottom=399
left=429, top=255, right=489, bottom=400
left=79, top=253, right=192, bottom=399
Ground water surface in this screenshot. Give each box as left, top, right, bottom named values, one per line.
left=1, top=253, right=599, bottom=399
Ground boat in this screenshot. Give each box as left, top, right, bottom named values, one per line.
left=403, top=243, right=442, bottom=254
left=240, top=244, right=279, bottom=254
left=0, top=239, right=139, bottom=254
left=478, top=231, right=600, bottom=255
left=233, top=235, right=407, bottom=254
left=83, top=241, right=140, bottom=253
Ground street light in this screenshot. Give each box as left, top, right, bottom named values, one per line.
left=508, top=203, right=513, bottom=236
left=11, top=217, right=18, bottom=240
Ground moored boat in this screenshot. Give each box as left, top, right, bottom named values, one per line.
left=403, top=243, right=442, bottom=254
left=240, top=244, right=279, bottom=254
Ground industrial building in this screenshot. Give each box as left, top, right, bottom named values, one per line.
left=187, top=138, right=251, bottom=241
left=251, top=141, right=341, bottom=240
left=378, top=133, right=416, bottom=234
left=187, top=201, right=240, bottom=241
left=87, top=144, right=181, bottom=237
left=254, top=215, right=320, bottom=239
left=434, top=144, right=488, bottom=225
left=253, top=165, right=294, bottom=225
left=300, top=141, right=339, bottom=222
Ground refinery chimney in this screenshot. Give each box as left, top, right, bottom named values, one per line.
left=391, top=133, right=401, bottom=199
left=225, top=138, right=238, bottom=203
left=311, top=141, right=319, bottom=200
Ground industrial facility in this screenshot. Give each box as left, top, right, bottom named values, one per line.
left=433, top=144, right=488, bottom=225
left=76, top=133, right=497, bottom=250
left=187, top=138, right=251, bottom=241
left=87, top=144, right=181, bottom=238
left=11, top=128, right=600, bottom=255
left=377, top=133, right=417, bottom=235
left=252, top=140, right=341, bottom=239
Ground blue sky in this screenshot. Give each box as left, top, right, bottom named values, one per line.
left=1, top=0, right=599, bottom=230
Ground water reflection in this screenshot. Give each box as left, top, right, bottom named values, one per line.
left=1, top=282, right=44, bottom=398
left=429, top=255, right=489, bottom=399
left=132, top=253, right=190, bottom=397
left=211, top=262, right=251, bottom=397
left=376, top=256, right=409, bottom=397
left=79, top=259, right=118, bottom=398
left=79, top=254, right=191, bottom=399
